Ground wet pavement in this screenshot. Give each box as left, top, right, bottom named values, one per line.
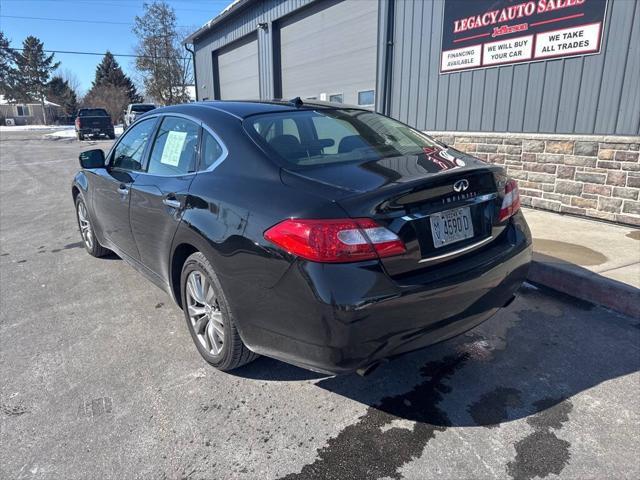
left=1, top=130, right=639, bottom=479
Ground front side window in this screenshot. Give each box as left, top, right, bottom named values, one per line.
left=111, top=118, right=156, bottom=171
left=245, top=109, right=440, bottom=168
left=147, top=117, right=199, bottom=176
left=358, top=90, right=375, bottom=106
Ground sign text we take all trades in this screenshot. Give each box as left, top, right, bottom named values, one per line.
left=440, top=0, right=608, bottom=73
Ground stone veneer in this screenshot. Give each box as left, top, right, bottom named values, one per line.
left=429, top=131, right=640, bottom=227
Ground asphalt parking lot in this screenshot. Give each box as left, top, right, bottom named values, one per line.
left=1, top=129, right=639, bottom=480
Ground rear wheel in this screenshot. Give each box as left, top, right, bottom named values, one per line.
left=181, top=252, right=258, bottom=371
left=76, top=132, right=84, bottom=141
left=75, top=196, right=109, bottom=257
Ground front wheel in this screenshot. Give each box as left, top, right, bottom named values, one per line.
left=180, top=252, right=258, bottom=371
left=75, top=196, right=109, bottom=257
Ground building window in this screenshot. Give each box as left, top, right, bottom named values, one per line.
left=358, top=90, right=375, bottom=106
left=305, top=96, right=317, bottom=100
left=329, top=94, right=343, bottom=103
left=16, top=105, right=30, bottom=116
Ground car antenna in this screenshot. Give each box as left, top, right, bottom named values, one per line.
left=288, top=97, right=303, bottom=108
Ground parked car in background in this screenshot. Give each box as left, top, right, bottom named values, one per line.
left=75, top=108, right=115, bottom=140
left=72, top=100, right=531, bottom=375
left=123, top=103, right=156, bottom=128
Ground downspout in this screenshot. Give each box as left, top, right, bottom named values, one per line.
left=382, top=0, right=395, bottom=116
left=185, top=43, right=198, bottom=101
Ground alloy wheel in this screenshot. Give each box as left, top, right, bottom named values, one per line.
left=186, top=270, right=225, bottom=355
left=77, top=201, right=94, bottom=249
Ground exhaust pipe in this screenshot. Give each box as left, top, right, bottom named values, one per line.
left=356, top=360, right=386, bottom=377
left=503, top=295, right=517, bottom=308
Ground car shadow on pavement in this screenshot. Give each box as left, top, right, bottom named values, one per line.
left=273, top=285, right=640, bottom=480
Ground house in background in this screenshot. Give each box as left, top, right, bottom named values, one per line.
left=0, top=95, right=64, bottom=126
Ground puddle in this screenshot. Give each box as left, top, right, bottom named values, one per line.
left=533, top=239, right=607, bottom=266
left=625, top=230, right=640, bottom=241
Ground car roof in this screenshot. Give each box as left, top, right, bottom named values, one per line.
left=151, top=99, right=367, bottom=120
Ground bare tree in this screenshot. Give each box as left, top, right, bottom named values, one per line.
left=57, top=68, right=83, bottom=97
left=82, top=85, right=129, bottom=124
left=133, top=1, right=192, bottom=105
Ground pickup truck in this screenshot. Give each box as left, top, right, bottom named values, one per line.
left=75, top=108, right=115, bottom=141
left=123, top=103, right=156, bottom=128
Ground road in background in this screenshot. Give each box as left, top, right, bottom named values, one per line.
left=1, top=130, right=639, bottom=479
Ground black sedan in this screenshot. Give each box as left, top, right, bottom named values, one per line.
left=72, top=100, right=531, bottom=375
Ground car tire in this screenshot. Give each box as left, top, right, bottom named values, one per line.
left=75, top=196, right=109, bottom=257
left=180, top=252, right=258, bottom=371
left=108, top=133, right=115, bottom=140
left=77, top=132, right=84, bottom=141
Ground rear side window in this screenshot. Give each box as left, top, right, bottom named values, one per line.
left=200, top=130, right=225, bottom=170
left=147, top=117, right=199, bottom=176
left=111, top=118, right=156, bottom=171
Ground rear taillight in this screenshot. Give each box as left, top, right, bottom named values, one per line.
left=264, top=218, right=406, bottom=263
left=75, top=118, right=80, bottom=128
left=498, top=179, right=521, bottom=222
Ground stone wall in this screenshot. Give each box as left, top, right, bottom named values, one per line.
left=429, top=132, right=640, bottom=227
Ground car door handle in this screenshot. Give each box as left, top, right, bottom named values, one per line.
left=117, top=184, right=129, bottom=195
left=162, top=195, right=182, bottom=209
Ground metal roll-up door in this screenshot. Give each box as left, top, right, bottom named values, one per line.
left=278, top=0, right=378, bottom=106
left=217, top=34, right=259, bottom=100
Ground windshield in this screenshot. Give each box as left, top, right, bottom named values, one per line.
left=79, top=109, right=108, bottom=117
left=131, top=104, right=155, bottom=113
left=244, top=109, right=442, bottom=168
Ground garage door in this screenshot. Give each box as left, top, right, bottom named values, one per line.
left=279, top=0, right=378, bottom=107
left=217, top=34, right=259, bottom=100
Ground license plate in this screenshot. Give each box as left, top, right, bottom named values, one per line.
left=430, top=206, right=474, bottom=248
left=92, top=128, right=101, bottom=133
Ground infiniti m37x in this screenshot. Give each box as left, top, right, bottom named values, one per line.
left=72, top=100, right=532, bottom=375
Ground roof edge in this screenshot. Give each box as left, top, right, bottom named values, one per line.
left=184, top=0, right=256, bottom=45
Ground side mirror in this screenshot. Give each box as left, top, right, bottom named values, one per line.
left=79, top=149, right=106, bottom=169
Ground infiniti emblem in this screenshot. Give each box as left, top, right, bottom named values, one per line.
left=453, top=179, right=470, bottom=192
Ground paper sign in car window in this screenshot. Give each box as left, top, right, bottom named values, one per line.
left=160, top=130, right=188, bottom=166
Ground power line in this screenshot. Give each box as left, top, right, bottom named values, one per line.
left=1, top=0, right=218, bottom=13
left=0, top=14, right=193, bottom=28
left=2, top=47, right=190, bottom=61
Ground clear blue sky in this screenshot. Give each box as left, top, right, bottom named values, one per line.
left=0, top=0, right=229, bottom=95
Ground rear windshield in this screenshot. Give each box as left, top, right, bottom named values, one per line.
left=131, top=104, right=155, bottom=113
left=79, top=108, right=108, bottom=117
left=244, top=109, right=441, bottom=168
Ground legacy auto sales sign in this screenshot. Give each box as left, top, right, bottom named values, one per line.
left=440, top=0, right=608, bottom=73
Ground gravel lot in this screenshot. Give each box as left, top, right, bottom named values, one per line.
left=1, top=130, right=639, bottom=480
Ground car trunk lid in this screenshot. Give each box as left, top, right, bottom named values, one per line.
left=281, top=146, right=507, bottom=277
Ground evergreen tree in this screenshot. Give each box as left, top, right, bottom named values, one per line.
left=0, top=31, right=17, bottom=99
left=11, top=36, right=59, bottom=123
left=46, top=75, right=78, bottom=116
left=91, top=51, right=142, bottom=103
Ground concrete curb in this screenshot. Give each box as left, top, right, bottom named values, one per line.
left=528, top=260, right=640, bottom=319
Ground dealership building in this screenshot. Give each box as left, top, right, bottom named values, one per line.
left=185, top=0, right=639, bottom=226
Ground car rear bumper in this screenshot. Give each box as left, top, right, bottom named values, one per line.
left=238, top=212, right=532, bottom=375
